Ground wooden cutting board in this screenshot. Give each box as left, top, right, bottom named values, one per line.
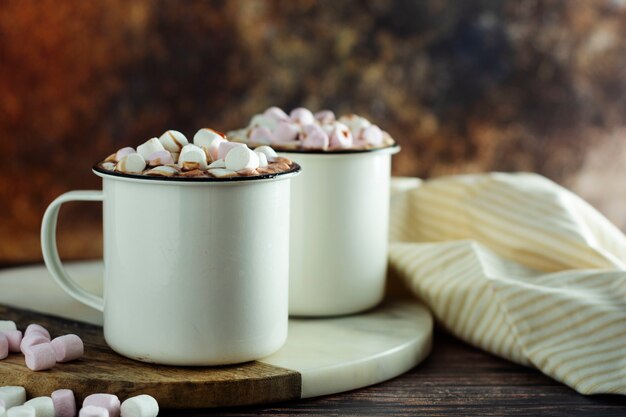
left=0, top=263, right=432, bottom=409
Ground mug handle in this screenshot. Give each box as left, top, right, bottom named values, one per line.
left=40, top=190, right=105, bottom=312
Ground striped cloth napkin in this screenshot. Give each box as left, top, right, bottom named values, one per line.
left=389, top=173, right=626, bottom=395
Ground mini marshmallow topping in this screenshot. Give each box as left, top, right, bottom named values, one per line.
left=228, top=107, right=395, bottom=151
left=98, top=129, right=296, bottom=179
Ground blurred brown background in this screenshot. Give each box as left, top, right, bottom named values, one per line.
left=1, top=0, right=625, bottom=263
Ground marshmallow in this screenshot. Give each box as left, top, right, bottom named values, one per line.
left=250, top=114, right=277, bottom=131
left=83, top=394, right=120, bottom=417
left=0, top=322, right=16, bottom=332
left=51, top=334, right=83, bottom=363
left=20, top=334, right=49, bottom=353
left=178, top=144, right=207, bottom=171
left=0, top=386, right=26, bottom=409
left=360, top=124, right=384, bottom=147
left=146, top=150, right=174, bottom=166
left=338, top=114, right=371, bottom=135
left=315, top=110, right=335, bottom=124
left=144, top=166, right=179, bottom=177
left=217, top=141, right=247, bottom=160
left=101, top=162, right=116, bottom=171
left=225, top=146, right=259, bottom=171
left=136, top=138, right=165, bottom=161
left=263, top=106, right=290, bottom=123
left=51, top=390, right=76, bottom=417
left=6, top=405, right=35, bottom=417
left=329, top=122, right=353, bottom=149
left=253, top=146, right=278, bottom=162
left=25, top=324, right=50, bottom=340
left=272, top=122, right=300, bottom=144
left=24, top=343, right=56, bottom=371
left=290, top=107, right=315, bottom=125
left=0, top=330, right=22, bottom=353
left=114, top=147, right=136, bottom=162
left=301, top=124, right=330, bottom=150
left=208, top=168, right=238, bottom=178
left=78, top=406, right=107, bottom=417
left=208, top=159, right=226, bottom=169
left=0, top=334, right=7, bottom=359
left=158, top=130, right=188, bottom=153
left=24, top=397, right=54, bottom=417
left=248, top=126, right=273, bottom=145
left=116, top=154, right=146, bottom=174
left=256, top=152, right=268, bottom=168
left=193, top=128, right=225, bottom=149
left=120, top=395, right=159, bottom=417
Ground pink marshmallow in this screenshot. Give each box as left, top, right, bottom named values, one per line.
left=360, top=124, right=384, bottom=147
left=263, top=106, right=290, bottom=123
left=52, top=389, right=77, bottom=417
left=248, top=126, right=273, bottom=145
left=24, top=342, right=56, bottom=371
left=300, top=124, right=329, bottom=150
left=114, top=147, right=136, bottom=162
left=329, top=124, right=354, bottom=149
left=289, top=107, right=315, bottom=125
left=146, top=150, right=174, bottom=166
left=315, top=110, right=335, bottom=124
left=79, top=405, right=109, bottom=417
left=20, top=334, right=49, bottom=353
left=0, top=334, right=8, bottom=360
left=272, top=121, right=300, bottom=144
left=25, top=324, right=51, bottom=340
left=51, top=334, right=84, bottom=363
left=83, top=394, right=120, bottom=417
left=0, top=330, right=23, bottom=352
left=217, top=141, right=246, bottom=161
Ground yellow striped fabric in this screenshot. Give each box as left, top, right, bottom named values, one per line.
left=389, top=173, right=626, bottom=395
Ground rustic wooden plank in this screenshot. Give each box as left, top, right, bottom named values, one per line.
left=0, top=305, right=301, bottom=408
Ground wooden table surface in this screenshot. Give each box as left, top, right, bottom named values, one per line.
left=173, top=330, right=626, bottom=417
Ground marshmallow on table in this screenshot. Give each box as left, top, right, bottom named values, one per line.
left=136, top=138, right=165, bottom=161
left=6, top=405, right=35, bottom=417
left=0, top=386, right=27, bottom=409
left=83, top=394, right=120, bottom=417
left=158, top=130, right=188, bottom=153
left=51, top=334, right=83, bottom=363
left=253, top=145, right=278, bottom=162
left=217, top=141, right=247, bottom=161
left=114, top=147, right=136, bottom=162
left=51, top=390, right=76, bottom=417
left=0, top=322, right=16, bottom=332
left=25, top=324, right=50, bottom=340
left=248, top=126, right=273, bottom=145
left=290, top=107, right=315, bottom=125
left=24, top=397, right=54, bottom=417
left=116, top=154, right=146, bottom=174
left=329, top=122, right=353, bottom=149
left=301, top=124, right=330, bottom=150
left=225, top=146, right=259, bottom=172
left=0, top=330, right=22, bottom=353
left=272, top=122, right=300, bottom=144
left=146, top=151, right=174, bottom=166
left=0, top=334, right=7, bottom=360
left=178, top=144, right=208, bottom=171
left=24, top=343, right=56, bottom=371
left=20, top=334, right=49, bottom=353
left=120, top=395, right=159, bottom=417
left=78, top=406, right=107, bottom=417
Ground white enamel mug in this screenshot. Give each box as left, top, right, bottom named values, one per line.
left=280, top=146, right=400, bottom=316
left=41, top=165, right=300, bottom=365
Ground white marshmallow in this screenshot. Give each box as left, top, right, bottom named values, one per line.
left=338, top=114, right=371, bottom=135
left=209, top=168, right=238, bottom=178
left=136, top=138, right=165, bottom=161
left=272, top=122, right=300, bottom=144
left=256, top=152, right=268, bottom=168
left=116, top=153, right=146, bottom=174
left=114, top=147, right=135, bottom=162
left=208, top=159, right=226, bottom=169
left=145, top=166, right=179, bottom=177
left=24, top=397, right=54, bottom=417
left=249, top=114, right=277, bottom=131
left=248, top=126, right=273, bottom=145
left=6, top=405, right=35, bottom=417
left=360, top=124, right=384, bottom=147
left=225, top=146, right=259, bottom=171
left=101, top=162, right=116, bottom=171
left=290, top=107, right=315, bottom=125
left=0, top=387, right=26, bottom=409
left=120, top=395, right=159, bottom=417
left=217, top=141, right=247, bottom=160
left=193, top=128, right=224, bottom=148
left=329, top=122, right=353, bottom=149
left=146, top=150, right=174, bottom=166
left=178, top=144, right=208, bottom=170
left=0, top=322, right=16, bottom=332
left=158, top=130, right=188, bottom=153
left=263, top=106, right=290, bottom=123
left=254, top=146, right=278, bottom=162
